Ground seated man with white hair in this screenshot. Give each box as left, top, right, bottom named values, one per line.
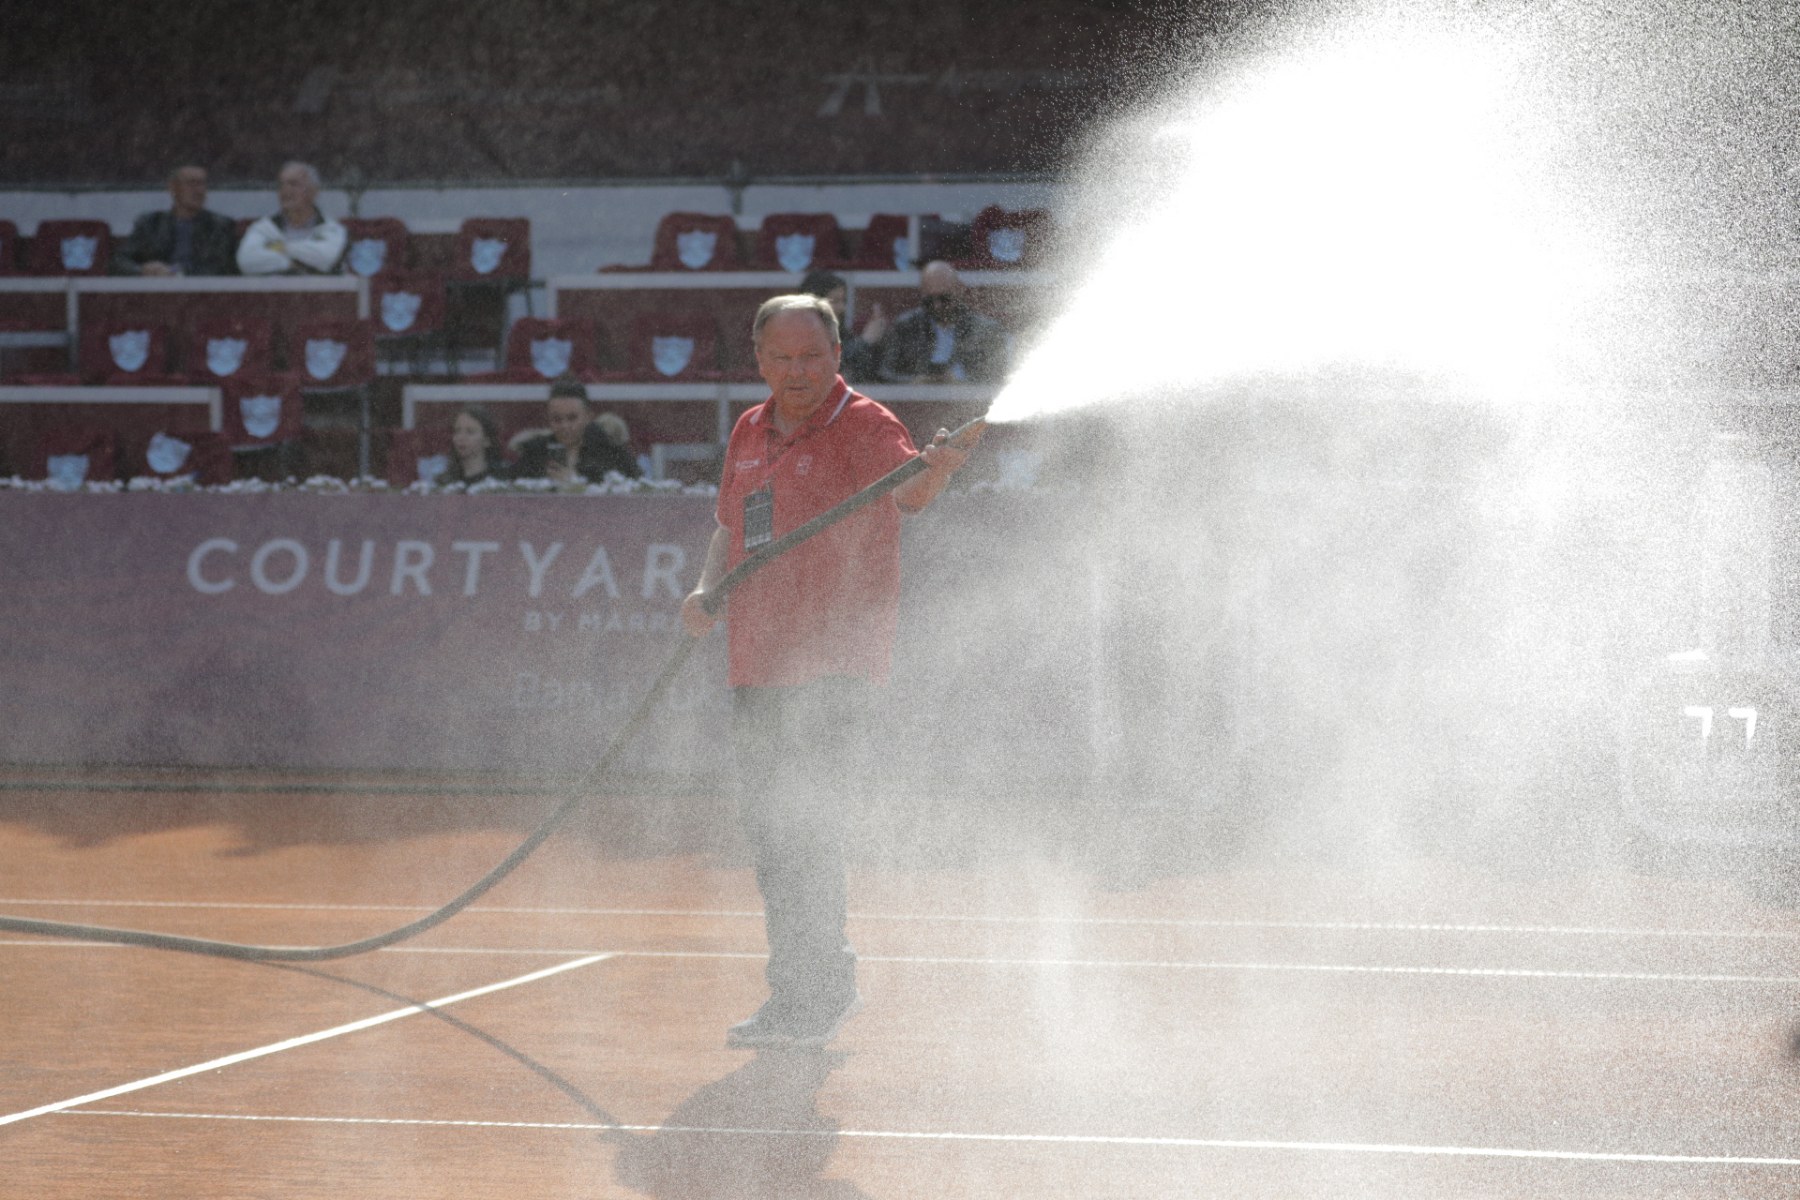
left=236, top=161, right=347, bottom=275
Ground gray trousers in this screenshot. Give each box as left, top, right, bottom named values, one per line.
left=732, top=678, right=869, bottom=1011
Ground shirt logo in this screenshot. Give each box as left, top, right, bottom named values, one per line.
left=736, top=458, right=763, bottom=471
left=795, top=454, right=813, bottom=476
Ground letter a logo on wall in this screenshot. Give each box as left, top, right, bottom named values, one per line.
left=240, top=394, right=283, bottom=440
left=676, top=229, right=717, bottom=270
left=651, top=336, right=694, bottom=377
left=146, top=432, right=193, bottom=475
left=305, top=338, right=349, bottom=381
left=348, top=238, right=387, bottom=277
left=530, top=337, right=573, bottom=378
left=470, top=237, right=507, bottom=275
left=109, top=329, right=152, bottom=373
left=775, top=233, right=816, bottom=273
left=381, top=290, right=422, bottom=333
left=206, top=336, right=248, bottom=377
left=61, top=236, right=99, bottom=271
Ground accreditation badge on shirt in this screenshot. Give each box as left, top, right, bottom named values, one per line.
left=743, top=484, right=775, bottom=552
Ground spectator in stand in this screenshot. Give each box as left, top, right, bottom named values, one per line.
left=876, top=260, right=1010, bottom=384
left=511, top=376, right=642, bottom=482
left=113, top=164, right=239, bottom=277
left=435, top=404, right=510, bottom=486
left=799, top=269, right=886, bottom=383
left=236, top=162, right=347, bottom=275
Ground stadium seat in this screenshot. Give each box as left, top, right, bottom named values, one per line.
left=27, top=219, right=113, bottom=276
left=0, top=220, right=20, bottom=274
left=371, top=271, right=446, bottom=338
left=288, top=319, right=376, bottom=390
left=451, top=218, right=531, bottom=282
left=185, top=316, right=275, bottom=384
left=221, top=375, right=304, bottom=448
left=960, top=205, right=1051, bottom=269
left=646, top=213, right=741, bottom=271
left=605, top=312, right=724, bottom=382
left=851, top=213, right=915, bottom=271
left=752, top=213, right=846, bottom=273
left=15, top=321, right=180, bottom=386
left=384, top=426, right=454, bottom=488
left=340, top=216, right=411, bottom=278
left=370, top=270, right=448, bottom=374
left=471, top=316, right=601, bottom=383
left=34, top=426, right=116, bottom=488
left=128, top=427, right=233, bottom=484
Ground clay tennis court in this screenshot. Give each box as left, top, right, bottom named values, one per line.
left=5, top=768, right=1800, bottom=1199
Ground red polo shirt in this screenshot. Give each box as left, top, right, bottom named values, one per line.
left=716, top=377, right=918, bottom=687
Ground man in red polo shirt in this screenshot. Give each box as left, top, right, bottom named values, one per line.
left=681, top=293, right=974, bottom=1049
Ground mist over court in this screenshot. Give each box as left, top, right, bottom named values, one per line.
left=4, top=0, right=1800, bottom=1195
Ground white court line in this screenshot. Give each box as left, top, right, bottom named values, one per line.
left=5, top=941, right=1798, bottom=987
left=53, top=1109, right=1800, bottom=1168
left=4, top=898, right=1800, bottom=941
left=613, top=949, right=1800, bottom=987
left=0, top=953, right=613, bottom=1128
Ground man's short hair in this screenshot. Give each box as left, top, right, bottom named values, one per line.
left=547, top=375, right=589, bottom=404
left=753, top=293, right=840, bottom=347
left=280, top=161, right=322, bottom=190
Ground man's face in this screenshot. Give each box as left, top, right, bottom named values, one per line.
left=277, top=166, right=316, bottom=215
left=756, top=310, right=842, bottom=426
left=823, top=285, right=848, bottom=322
left=169, top=167, right=207, bottom=217
left=547, top=396, right=590, bottom=446
left=921, top=268, right=965, bottom=324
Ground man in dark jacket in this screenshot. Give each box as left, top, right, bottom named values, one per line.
left=113, top=164, right=239, bottom=277
left=511, top=376, right=642, bottom=481
left=876, top=260, right=1009, bottom=383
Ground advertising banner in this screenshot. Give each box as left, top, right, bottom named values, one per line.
left=0, top=492, right=1103, bottom=790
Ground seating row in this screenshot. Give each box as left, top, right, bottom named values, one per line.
left=612, top=206, right=1050, bottom=273
left=0, top=205, right=1050, bottom=280
left=15, top=312, right=761, bottom=390
left=0, top=217, right=532, bottom=283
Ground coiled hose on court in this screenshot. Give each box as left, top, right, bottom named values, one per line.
left=0, top=419, right=986, bottom=963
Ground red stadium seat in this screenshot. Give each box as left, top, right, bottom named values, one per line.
left=14, top=321, right=176, bottom=385
left=471, top=317, right=601, bottom=383
left=185, top=316, right=275, bottom=384
left=129, top=428, right=233, bottom=484
left=34, top=426, right=116, bottom=488
left=288, top=319, right=376, bottom=390
left=340, top=216, right=411, bottom=278
left=605, top=312, right=724, bottom=382
left=646, top=213, right=741, bottom=271
left=960, top=205, right=1051, bottom=269
left=851, top=213, right=915, bottom=271
left=752, top=213, right=846, bottom=273
left=385, top=426, right=454, bottom=488
left=0, top=220, right=20, bottom=275
left=451, top=218, right=531, bottom=282
left=370, top=271, right=447, bottom=337
left=221, top=375, right=304, bottom=448
left=27, top=219, right=113, bottom=276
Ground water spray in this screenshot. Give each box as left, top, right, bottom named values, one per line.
left=0, top=417, right=990, bottom=962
